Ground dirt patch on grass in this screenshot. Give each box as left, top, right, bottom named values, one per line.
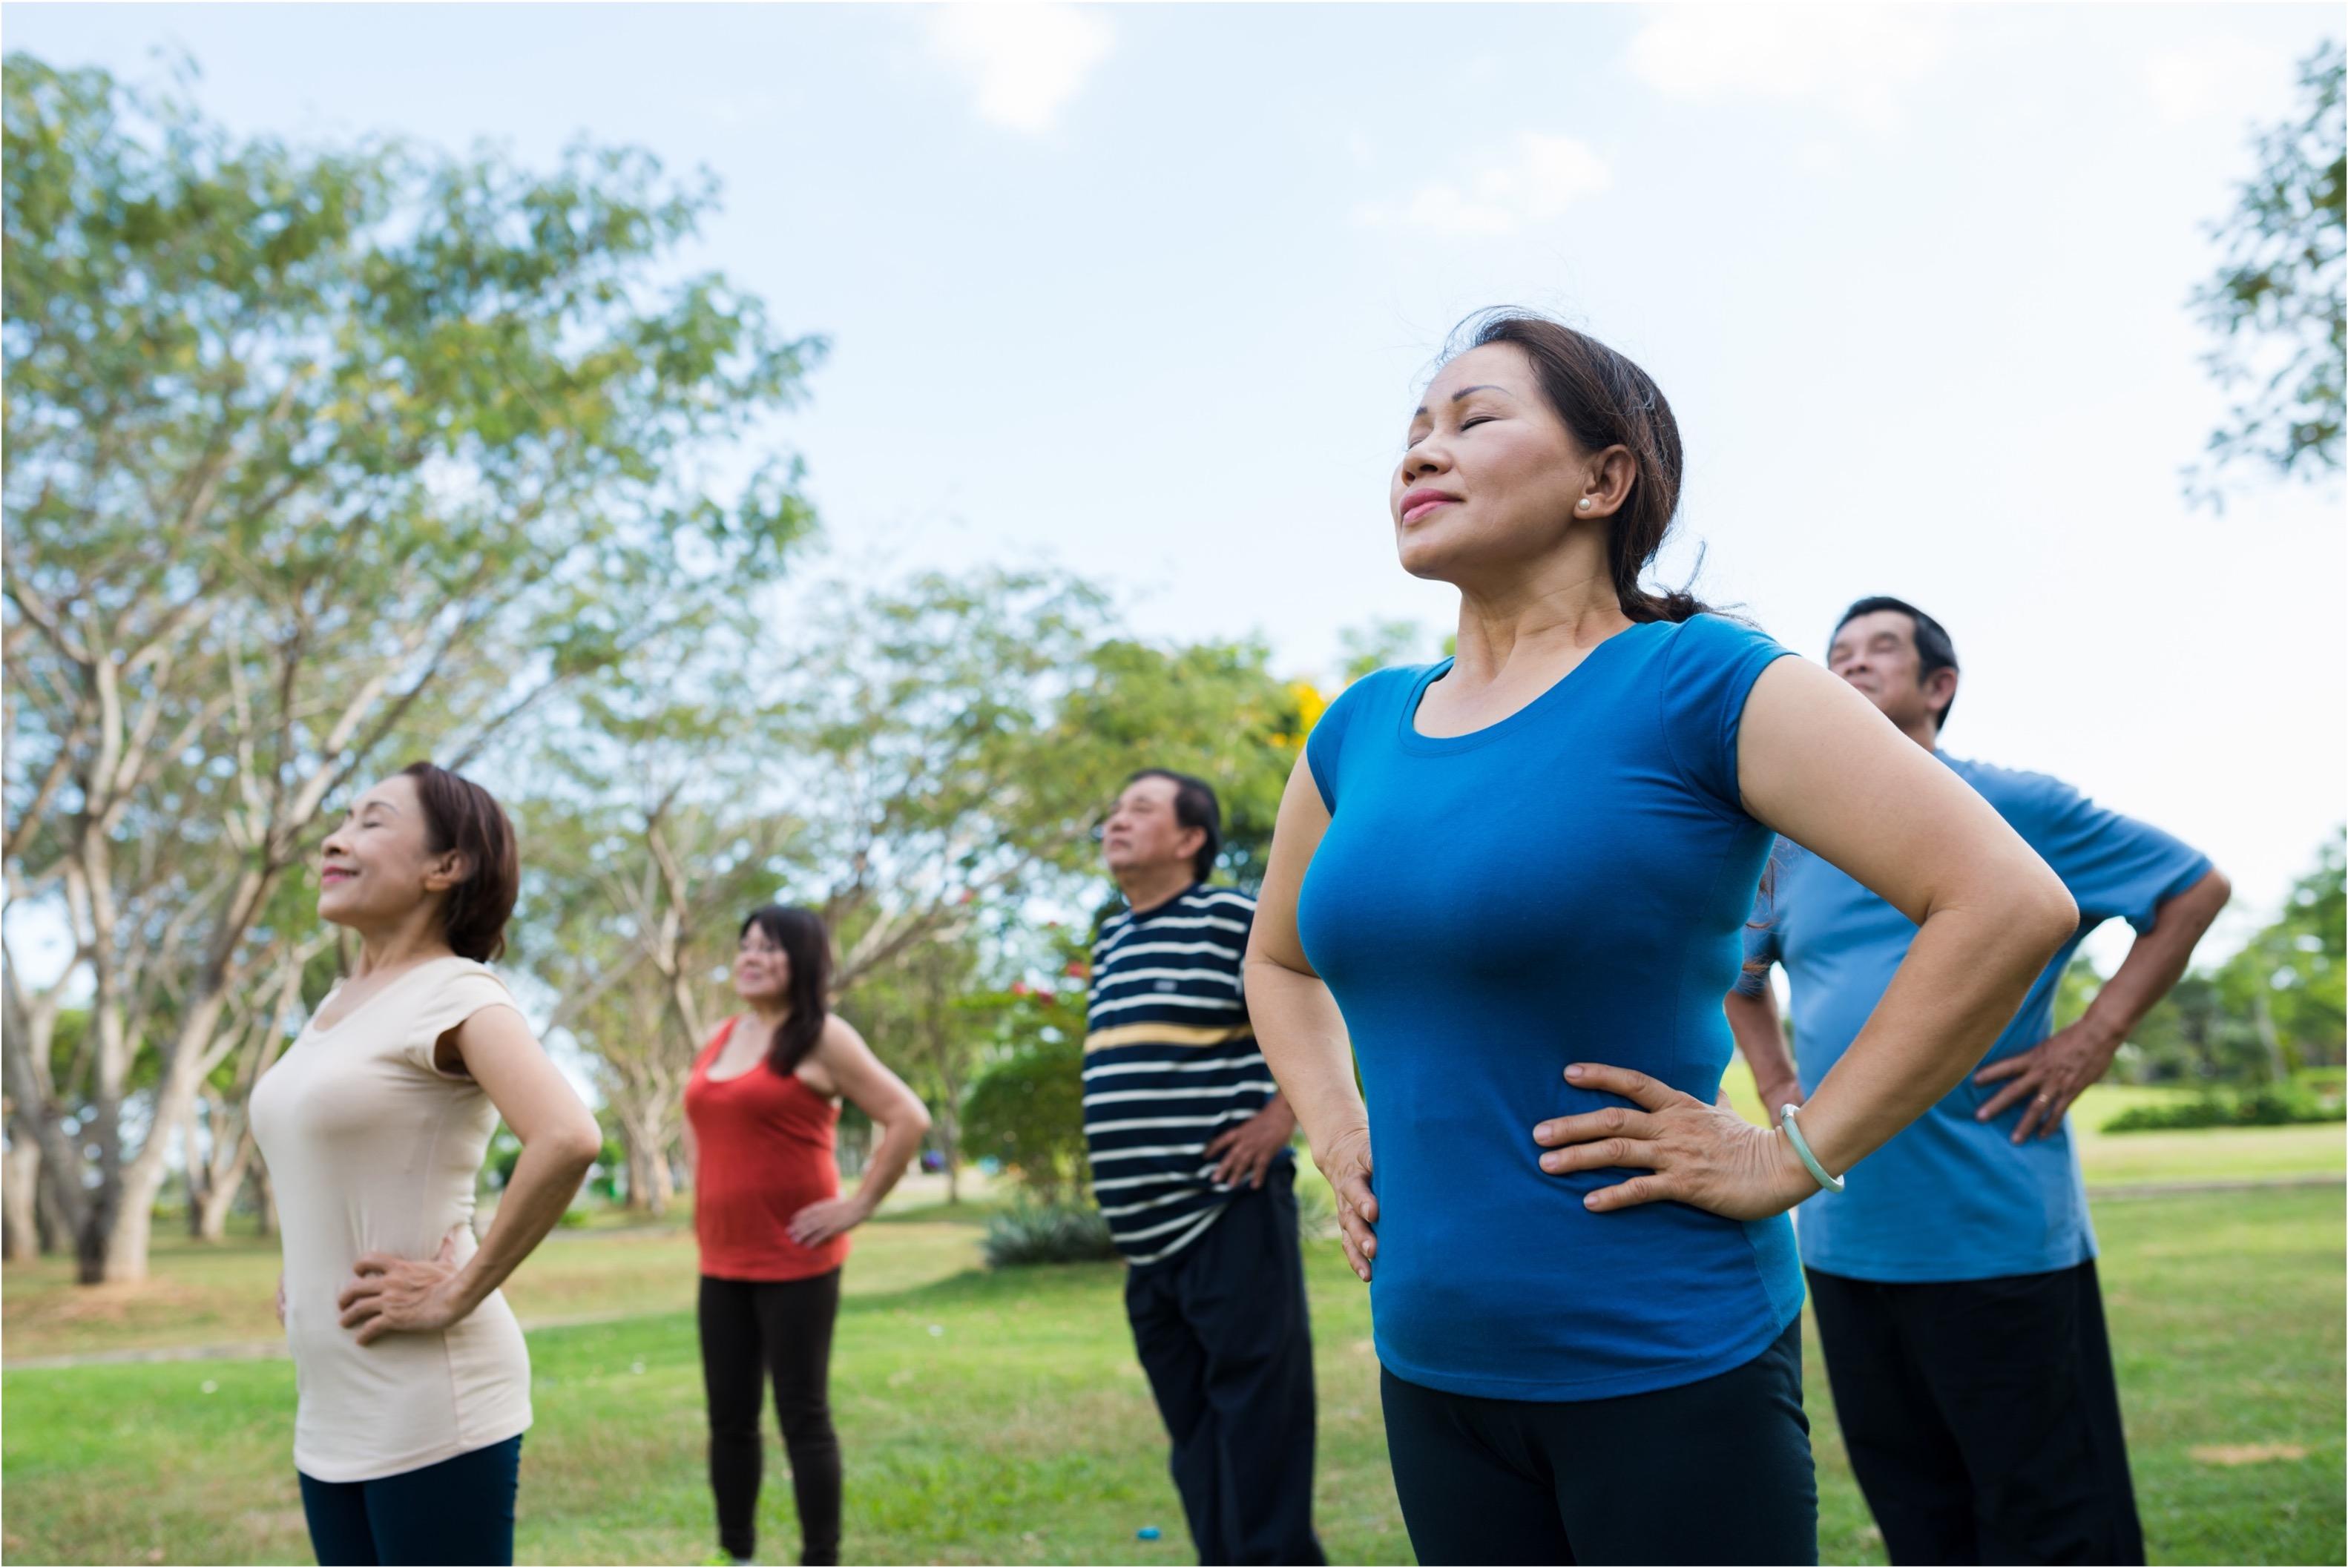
left=2189, top=1443, right=2310, bottom=1465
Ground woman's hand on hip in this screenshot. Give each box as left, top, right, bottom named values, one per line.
left=1533, top=1064, right=1816, bottom=1222
left=787, top=1195, right=870, bottom=1248
left=337, top=1230, right=474, bottom=1345
left=1313, top=1124, right=1378, bottom=1283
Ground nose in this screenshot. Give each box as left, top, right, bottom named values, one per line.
left=321, top=822, right=352, bottom=859
left=1401, top=437, right=1453, bottom=486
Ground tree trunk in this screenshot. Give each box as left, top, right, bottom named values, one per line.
left=646, top=1139, right=675, bottom=1215
left=195, top=1161, right=247, bottom=1242
left=623, top=1135, right=655, bottom=1215
left=35, top=1156, right=68, bottom=1255
left=4, top=1130, right=38, bottom=1262
left=184, top=1107, right=211, bottom=1239
left=254, top=1162, right=276, bottom=1239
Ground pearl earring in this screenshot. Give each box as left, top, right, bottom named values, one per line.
left=1576, top=498, right=1593, bottom=510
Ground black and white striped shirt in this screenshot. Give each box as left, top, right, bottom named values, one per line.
left=1083, top=883, right=1279, bottom=1267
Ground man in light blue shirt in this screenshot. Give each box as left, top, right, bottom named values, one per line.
left=1730, top=596, right=2231, bottom=1567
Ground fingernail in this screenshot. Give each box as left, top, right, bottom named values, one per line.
left=1539, top=1154, right=1558, bottom=1172
left=1566, top=1064, right=1585, bottom=1080
left=1533, top=1123, right=1550, bottom=1141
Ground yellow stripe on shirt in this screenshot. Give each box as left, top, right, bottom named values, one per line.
left=1083, top=1021, right=1256, bottom=1053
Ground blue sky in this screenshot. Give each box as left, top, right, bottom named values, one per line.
left=7, top=1, right=2343, bottom=968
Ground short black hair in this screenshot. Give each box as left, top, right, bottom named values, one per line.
left=1125, top=768, right=1222, bottom=883
left=1833, top=596, right=1960, bottom=729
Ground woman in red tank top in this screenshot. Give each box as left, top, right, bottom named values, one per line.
left=683, top=905, right=930, bottom=1568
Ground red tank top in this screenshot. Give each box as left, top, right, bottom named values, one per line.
left=684, top=1021, right=851, bottom=1282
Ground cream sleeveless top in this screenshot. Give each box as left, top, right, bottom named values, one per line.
left=249, top=955, right=533, bottom=1480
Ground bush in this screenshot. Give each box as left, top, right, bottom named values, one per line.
left=2101, top=1085, right=2346, bottom=1133
left=962, top=1035, right=1089, bottom=1203
left=981, top=1201, right=1119, bottom=1267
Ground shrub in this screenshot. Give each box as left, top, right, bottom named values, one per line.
left=981, top=1201, right=1119, bottom=1267
left=962, top=1035, right=1088, bottom=1203
left=2101, top=1085, right=2346, bottom=1133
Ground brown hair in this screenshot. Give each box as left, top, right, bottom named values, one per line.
left=398, top=761, right=519, bottom=963
left=1450, top=310, right=1710, bottom=624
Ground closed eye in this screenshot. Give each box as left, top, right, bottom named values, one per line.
left=1460, top=415, right=1497, bottom=430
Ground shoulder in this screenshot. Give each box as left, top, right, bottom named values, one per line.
left=1944, top=754, right=2082, bottom=824
left=1183, top=884, right=1256, bottom=915
left=1318, top=662, right=1428, bottom=729
left=1654, top=610, right=1785, bottom=671
left=424, top=957, right=517, bottom=1018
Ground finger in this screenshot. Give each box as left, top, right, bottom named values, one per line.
left=1973, top=1055, right=2028, bottom=1085
left=355, top=1317, right=387, bottom=1346
left=1338, top=1228, right=1369, bottom=1282
left=1583, top=1173, right=1676, bottom=1213
left=2013, top=1092, right=2056, bottom=1144
left=1211, top=1153, right=1243, bottom=1187
left=1976, top=1076, right=2039, bottom=1121
left=351, top=1254, right=397, bottom=1277
left=1204, top=1130, right=1238, bottom=1156
left=338, top=1298, right=384, bottom=1330
left=436, top=1232, right=459, bottom=1263
left=1539, top=1138, right=1663, bottom=1176
left=336, top=1279, right=382, bottom=1311
left=1338, top=1175, right=1378, bottom=1225
left=2041, top=1087, right=2084, bottom=1137
left=1564, top=1063, right=1686, bottom=1113
left=1533, top=1107, right=1663, bottom=1147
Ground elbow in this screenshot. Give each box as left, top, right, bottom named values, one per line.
left=550, top=1121, right=604, bottom=1176
left=2019, top=871, right=2079, bottom=964
left=904, top=1098, right=935, bottom=1140
left=2200, top=866, right=2234, bottom=912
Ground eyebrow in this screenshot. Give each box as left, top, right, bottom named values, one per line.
left=1412, top=384, right=1509, bottom=418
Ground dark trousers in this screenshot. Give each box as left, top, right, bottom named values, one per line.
left=297, top=1434, right=522, bottom=1567
left=699, top=1271, right=844, bottom=1567
left=1808, top=1261, right=2144, bottom=1566
left=1125, top=1165, right=1326, bottom=1566
left=1380, top=1320, right=1816, bottom=1565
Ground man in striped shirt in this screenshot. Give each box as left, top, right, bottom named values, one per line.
left=1089, top=768, right=1323, bottom=1566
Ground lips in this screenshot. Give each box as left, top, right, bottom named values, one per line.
left=320, top=867, right=355, bottom=885
left=1400, top=488, right=1461, bottom=525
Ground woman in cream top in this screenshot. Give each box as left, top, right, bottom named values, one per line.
left=251, top=762, right=600, bottom=1567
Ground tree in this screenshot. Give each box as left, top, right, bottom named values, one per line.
left=2186, top=37, right=2346, bottom=505
left=843, top=925, right=984, bottom=1202
left=1, top=53, right=820, bottom=1280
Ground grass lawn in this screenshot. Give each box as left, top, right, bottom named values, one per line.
left=4, top=1182, right=2341, bottom=1566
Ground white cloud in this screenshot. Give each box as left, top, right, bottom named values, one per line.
left=1626, top=5, right=1955, bottom=128
left=926, top=3, right=1114, bottom=134
left=1354, top=132, right=1611, bottom=237
left=2143, top=36, right=2291, bottom=125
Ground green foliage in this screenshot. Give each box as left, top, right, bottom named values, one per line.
left=2101, top=1083, right=2344, bottom=1133
left=979, top=1201, right=1119, bottom=1267
left=960, top=983, right=1090, bottom=1205
left=2115, top=831, right=2346, bottom=1085
left=2187, top=37, right=2345, bottom=501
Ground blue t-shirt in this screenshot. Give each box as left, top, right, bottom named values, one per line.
left=1740, top=756, right=2212, bottom=1283
left=1298, top=613, right=1804, bottom=1403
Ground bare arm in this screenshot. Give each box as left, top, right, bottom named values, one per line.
left=1976, top=865, right=2232, bottom=1139
left=1724, top=978, right=1801, bottom=1119
left=789, top=1015, right=931, bottom=1245
left=1541, top=657, right=2079, bottom=1216
left=339, top=1004, right=602, bottom=1344
left=1244, top=751, right=1380, bottom=1280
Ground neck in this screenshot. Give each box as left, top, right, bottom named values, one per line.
left=351, top=909, right=456, bottom=977
left=745, top=997, right=793, bottom=1034
left=1448, top=536, right=1631, bottom=683
left=1117, top=862, right=1196, bottom=914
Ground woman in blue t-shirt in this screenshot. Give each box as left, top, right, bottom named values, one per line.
left=1244, top=311, right=2081, bottom=1566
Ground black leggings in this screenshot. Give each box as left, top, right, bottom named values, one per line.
left=1380, top=1320, right=1817, bottom=1565
left=296, top=1434, right=522, bottom=1567
left=699, top=1271, right=843, bottom=1567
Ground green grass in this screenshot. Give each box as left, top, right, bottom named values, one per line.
left=4, top=1186, right=2341, bottom=1566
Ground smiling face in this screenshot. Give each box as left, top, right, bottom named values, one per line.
left=732, top=921, right=792, bottom=1004
left=1390, top=342, right=1600, bottom=586
left=316, top=774, right=463, bottom=932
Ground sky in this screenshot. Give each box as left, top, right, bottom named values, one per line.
left=6, top=1, right=2344, bottom=975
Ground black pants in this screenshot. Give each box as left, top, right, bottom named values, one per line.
left=1381, top=1320, right=1816, bottom=1566
left=699, top=1271, right=844, bottom=1567
left=1125, top=1165, right=1325, bottom=1566
left=297, top=1434, right=522, bottom=1567
left=1808, top=1262, right=2143, bottom=1566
